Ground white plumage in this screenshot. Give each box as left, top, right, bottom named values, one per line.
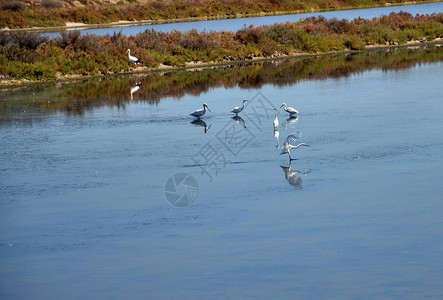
left=126, top=49, right=139, bottom=65
left=231, top=99, right=248, bottom=115
left=280, top=132, right=310, bottom=160
left=280, top=102, right=299, bottom=116
left=273, top=108, right=279, bottom=131
left=190, top=103, right=211, bottom=119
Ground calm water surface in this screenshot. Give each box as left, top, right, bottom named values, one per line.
left=43, top=2, right=443, bottom=37
left=1, top=48, right=443, bottom=299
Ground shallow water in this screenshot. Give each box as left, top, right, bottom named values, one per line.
left=1, top=48, right=443, bottom=299
left=43, top=2, right=443, bottom=38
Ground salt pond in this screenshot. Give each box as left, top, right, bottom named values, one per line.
left=1, top=46, right=443, bottom=299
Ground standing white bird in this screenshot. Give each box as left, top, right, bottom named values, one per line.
left=190, top=103, right=211, bottom=119
left=231, top=99, right=248, bottom=115
left=280, top=102, right=299, bottom=116
left=280, top=132, right=310, bottom=160
left=126, top=49, right=139, bottom=65
left=273, top=108, right=279, bottom=131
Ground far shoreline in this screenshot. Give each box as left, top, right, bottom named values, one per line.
left=1, top=1, right=439, bottom=34
left=1, top=40, right=442, bottom=89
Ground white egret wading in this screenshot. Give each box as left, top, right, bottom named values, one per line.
left=190, top=103, right=211, bottom=119
left=280, top=103, right=299, bottom=116
left=280, top=132, right=310, bottom=160
left=231, top=99, right=248, bottom=116
left=273, top=108, right=279, bottom=131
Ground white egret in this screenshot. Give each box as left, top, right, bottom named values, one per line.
left=190, top=103, right=211, bottom=119
left=280, top=102, right=299, bottom=116
left=280, top=132, right=310, bottom=160
left=125, top=49, right=139, bottom=65
left=231, top=99, right=248, bottom=116
left=273, top=108, right=279, bottom=131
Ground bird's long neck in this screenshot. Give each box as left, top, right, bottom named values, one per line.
left=290, top=143, right=309, bottom=149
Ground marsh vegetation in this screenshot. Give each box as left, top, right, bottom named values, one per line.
left=0, top=12, right=442, bottom=82
left=0, top=0, right=436, bottom=29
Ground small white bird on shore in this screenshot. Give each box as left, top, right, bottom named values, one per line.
left=231, top=99, right=248, bottom=115
left=190, top=103, right=211, bottom=119
left=126, top=49, right=139, bottom=65
left=280, top=102, right=299, bottom=116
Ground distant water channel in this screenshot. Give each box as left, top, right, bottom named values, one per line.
left=1, top=46, right=443, bottom=299
left=42, top=2, right=443, bottom=38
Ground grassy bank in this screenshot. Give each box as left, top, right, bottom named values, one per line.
left=0, top=12, right=442, bottom=83
left=2, top=45, right=442, bottom=119
left=0, top=0, right=438, bottom=29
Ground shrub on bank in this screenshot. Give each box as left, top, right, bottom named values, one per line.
left=0, top=0, right=435, bottom=29
left=0, top=12, right=442, bottom=81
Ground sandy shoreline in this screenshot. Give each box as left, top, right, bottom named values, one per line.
left=1, top=40, right=442, bottom=89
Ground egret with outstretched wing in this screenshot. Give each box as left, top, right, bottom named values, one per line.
left=280, top=132, right=310, bottom=160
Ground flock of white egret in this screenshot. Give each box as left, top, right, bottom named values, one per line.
left=127, top=49, right=309, bottom=163
left=189, top=99, right=310, bottom=162
left=127, top=48, right=309, bottom=183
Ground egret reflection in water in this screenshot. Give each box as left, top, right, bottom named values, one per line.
left=231, top=115, right=247, bottom=128
left=274, top=129, right=280, bottom=148
left=130, top=81, right=141, bottom=100
left=283, top=116, right=298, bottom=129
left=280, top=165, right=310, bottom=189
left=190, top=119, right=211, bottom=133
